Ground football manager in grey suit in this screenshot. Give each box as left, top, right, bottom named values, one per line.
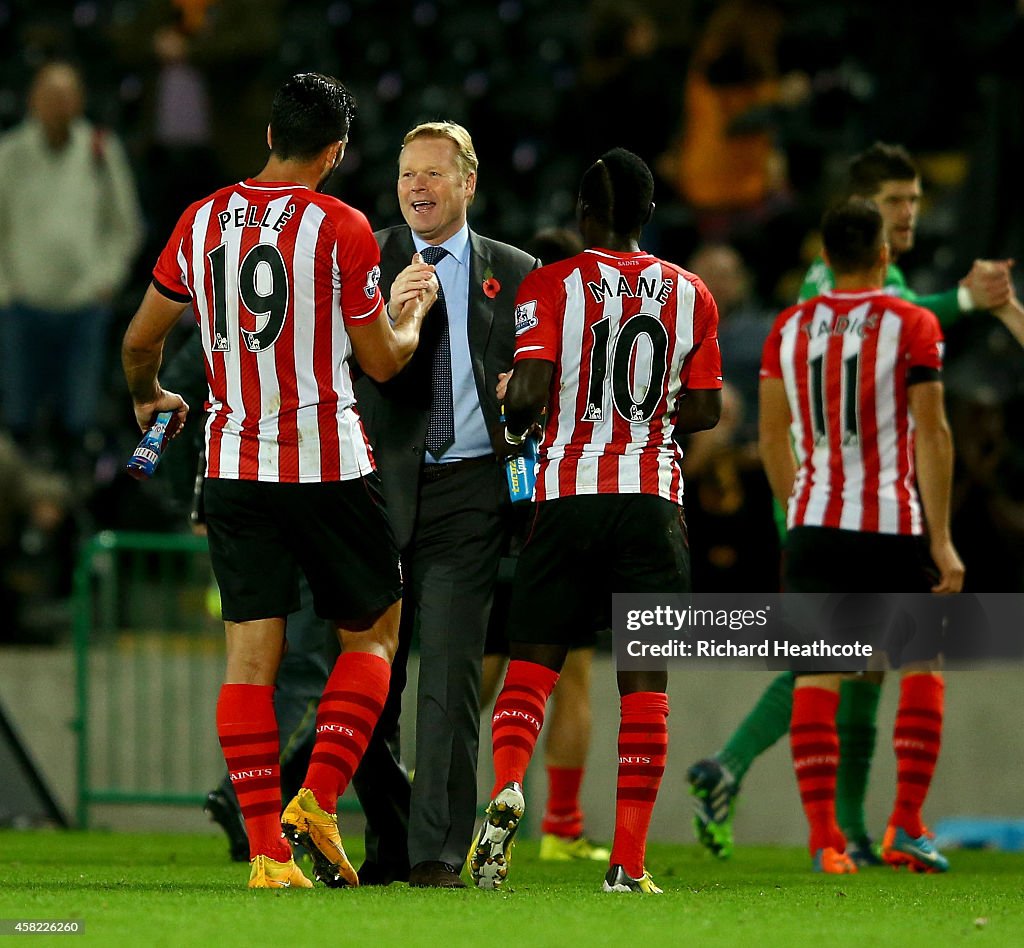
left=355, top=121, right=538, bottom=888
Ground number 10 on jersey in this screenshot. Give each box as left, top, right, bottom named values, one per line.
left=582, top=314, right=669, bottom=425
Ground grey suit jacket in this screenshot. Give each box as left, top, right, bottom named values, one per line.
left=354, top=225, right=539, bottom=549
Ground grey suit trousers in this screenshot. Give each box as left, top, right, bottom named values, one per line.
left=404, top=458, right=506, bottom=868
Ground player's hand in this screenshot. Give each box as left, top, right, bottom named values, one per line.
left=960, top=258, right=1014, bottom=311
left=387, top=253, right=438, bottom=321
left=496, top=370, right=513, bottom=401
left=929, top=538, right=965, bottom=595
left=133, top=388, right=188, bottom=436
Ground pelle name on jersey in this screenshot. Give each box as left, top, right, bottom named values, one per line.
left=586, top=273, right=674, bottom=304
left=217, top=202, right=296, bottom=234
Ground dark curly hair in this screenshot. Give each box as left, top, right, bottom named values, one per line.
left=269, top=73, right=356, bottom=162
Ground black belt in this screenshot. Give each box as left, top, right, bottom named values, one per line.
left=420, top=454, right=496, bottom=483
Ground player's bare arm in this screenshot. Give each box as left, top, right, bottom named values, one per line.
left=992, top=292, right=1024, bottom=348
left=758, top=376, right=797, bottom=508
left=675, top=388, right=721, bottom=434
left=908, top=380, right=965, bottom=594
left=122, top=282, right=190, bottom=433
left=952, top=254, right=1022, bottom=348
left=349, top=253, right=439, bottom=382
left=504, top=358, right=553, bottom=440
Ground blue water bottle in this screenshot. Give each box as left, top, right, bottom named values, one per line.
left=505, top=433, right=538, bottom=503
left=501, top=403, right=541, bottom=503
left=126, top=411, right=174, bottom=480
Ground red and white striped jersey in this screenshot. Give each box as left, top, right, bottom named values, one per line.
left=153, top=179, right=384, bottom=482
left=513, top=248, right=721, bottom=503
left=760, top=289, right=944, bottom=535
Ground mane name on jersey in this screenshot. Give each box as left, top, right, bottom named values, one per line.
left=586, top=273, right=673, bottom=304
left=804, top=311, right=880, bottom=339
left=218, top=202, right=296, bottom=234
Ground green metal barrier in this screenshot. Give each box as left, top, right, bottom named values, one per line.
left=73, top=531, right=223, bottom=828
left=73, top=530, right=384, bottom=830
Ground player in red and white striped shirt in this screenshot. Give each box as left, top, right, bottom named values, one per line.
left=471, top=149, right=721, bottom=895
left=512, top=237, right=721, bottom=504
left=152, top=176, right=382, bottom=483
left=759, top=198, right=962, bottom=875
left=122, top=74, right=438, bottom=890
left=762, top=257, right=944, bottom=538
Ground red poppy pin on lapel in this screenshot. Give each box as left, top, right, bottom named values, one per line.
left=482, top=266, right=501, bottom=299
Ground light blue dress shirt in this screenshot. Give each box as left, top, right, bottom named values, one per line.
left=412, top=224, right=493, bottom=463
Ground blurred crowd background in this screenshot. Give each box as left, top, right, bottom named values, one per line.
left=1, top=0, right=1023, bottom=644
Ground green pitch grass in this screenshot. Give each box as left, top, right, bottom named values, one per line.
left=1, top=832, right=1022, bottom=947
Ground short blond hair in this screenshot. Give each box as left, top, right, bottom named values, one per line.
left=402, top=121, right=478, bottom=182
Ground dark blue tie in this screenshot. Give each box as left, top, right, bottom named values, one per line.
left=419, top=245, right=455, bottom=459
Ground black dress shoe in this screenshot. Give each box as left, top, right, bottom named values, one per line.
left=408, top=861, right=466, bottom=888
left=203, top=789, right=249, bottom=863
left=357, top=860, right=411, bottom=886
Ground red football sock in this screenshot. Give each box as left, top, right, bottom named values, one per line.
left=889, top=673, right=944, bottom=838
left=609, top=692, right=668, bottom=879
left=542, top=766, right=585, bottom=838
left=303, top=651, right=390, bottom=813
left=216, top=683, right=290, bottom=862
left=791, top=685, right=844, bottom=855
left=491, top=660, right=559, bottom=798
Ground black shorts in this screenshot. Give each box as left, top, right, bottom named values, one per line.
left=485, top=555, right=600, bottom=654
left=506, top=493, right=690, bottom=647
left=204, top=474, right=402, bottom=623
left=782, top=526, right=942, bottom=670
left=783, top=526, right=937, bottom=594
